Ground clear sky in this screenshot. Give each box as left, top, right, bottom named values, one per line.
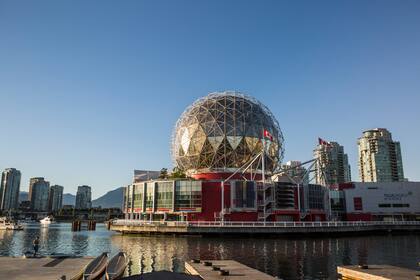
left=1, top=1, right=419, bottom=198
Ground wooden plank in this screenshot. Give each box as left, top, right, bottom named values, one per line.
left=337, top=265, right=420, bottom=280
left=0, top=256, right=93, bottom=280
left=185, top=260, right=277, bottom=280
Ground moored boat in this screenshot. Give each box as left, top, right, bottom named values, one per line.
left=106, top=252, right=128, bottom=280
left=40, top=216, right=54, bottom=225
left=0, top=217, right=23, bottom=230
left=83, top=252, right=108, bottom=280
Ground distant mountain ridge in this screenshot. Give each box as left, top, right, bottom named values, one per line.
left=19, top=191, right=28, bottom=202
left=18, top=187, right=124, bottom=209
left=63, top=193, right=76, bottom=205
left=92, top=187, right=124, bottom=209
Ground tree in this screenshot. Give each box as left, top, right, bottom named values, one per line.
left=159, top=168, right=168, bottom=179
left=169, top=167, right=187, bottom=179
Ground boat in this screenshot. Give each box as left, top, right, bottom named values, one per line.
left=83, top=252, right=108, bottom=280
left=40, top=216, right=54, bottom=225
left=0, top=217, right=23, bottom=230
left=106, top=252, right=128, bottom=280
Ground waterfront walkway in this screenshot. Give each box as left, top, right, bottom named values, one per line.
left=110, top=220, right=420, bottom=235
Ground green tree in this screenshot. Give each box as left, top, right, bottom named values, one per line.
left=159, top=168, right=168, bottom=179
left=169, top=167, right=187, bottom=179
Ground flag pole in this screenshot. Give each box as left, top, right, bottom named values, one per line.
left=262, top=134, right=266, bottom=223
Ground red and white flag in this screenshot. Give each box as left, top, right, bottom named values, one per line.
left=318, top=137, right=331, bottom=146
left=263, top=129, right=273, bottom=141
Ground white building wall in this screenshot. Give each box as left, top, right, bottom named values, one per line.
left=344, top=182, right=420, bottom=214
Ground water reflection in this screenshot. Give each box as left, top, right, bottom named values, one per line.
left=0, top=224, right=419, bottom=280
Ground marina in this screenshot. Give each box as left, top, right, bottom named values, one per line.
left=0, top=217, right=23, bottom=230
left=0, top=223, right=419, bottom=279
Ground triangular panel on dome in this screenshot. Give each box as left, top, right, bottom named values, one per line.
left=245, top=137, right=259, bottom=153
left=207, top=136, right=224, bottom=152
left=234, top=138, right=251, bottom=166
left=180, top=127, right=191, bottom=154
left=269, top=142, right=279, bottom=157
left=187, top=123, right=199, bottom=136
left=189, top=125, right=206, bottom=155
left=177, top=146, right=185, bottom=157
left=227, top=136, right=242, bottom=150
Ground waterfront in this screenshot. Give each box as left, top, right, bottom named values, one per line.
left=0, top=223, right=419, bottom=279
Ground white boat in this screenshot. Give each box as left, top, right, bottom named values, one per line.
left=0, top=217, right=23, bottom=230
left=40, top=216, right=54, bottom=225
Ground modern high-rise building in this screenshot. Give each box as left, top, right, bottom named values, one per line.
left=75, top=185, right=92, bottom=209
left=358, top=128, right=404, bottom=182
left=48, top=185, right=63, bottom=211
left=314, top=139, right=351, bottom=186
left=29, top=177, right=50, bottom=211
left=0, top=168, right=21, bottom=211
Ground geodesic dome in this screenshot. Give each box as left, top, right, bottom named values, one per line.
left=171, top=91, right=284, bottom=174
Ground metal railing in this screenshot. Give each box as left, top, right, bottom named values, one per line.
left=112, top=219, right=420, bottom=228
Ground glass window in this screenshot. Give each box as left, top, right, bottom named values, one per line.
left=155, top=181, right=174, bottom=211
left=232, top=181, right=256, bottom=210
left=133, top=183, right=144, bottom=211
left=174, top=180, right=202, bottom=212
left=145, top=182, right=155, bottom=211
left=392, top=203, right=409, bottom=208
left=126, top=185, right=133, bottom=209
left=378, top=203, right=391, bottom=208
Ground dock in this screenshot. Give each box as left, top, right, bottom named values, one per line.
left=337, top=265, right=420, bottom=280
left=110, top=220, right=420, bottom=235
left=185, top=260, right=277, bottom=280
left=0, top=256, right=93, bottom=280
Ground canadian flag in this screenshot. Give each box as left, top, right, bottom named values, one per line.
left=318, top=137, right=331, bottom=146
left=263, top=129, right=273, bottom=141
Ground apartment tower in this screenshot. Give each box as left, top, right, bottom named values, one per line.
left=29, top=177, right=50, bottom=211
left=48, top=185, right=64, bottom=211
left=314, top=138, right=351, bottom=186
left=358, top=128, right=404, bottom=182
left=75, top=185, right=92, bottom=209
left=0, top=168, right=21, bottom=211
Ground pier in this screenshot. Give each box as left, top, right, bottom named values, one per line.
left=337, top=265, right=420, bottom=280
left=110, top=220, right=420, bottom=235
left=185, top=260, right=277, bottom=279
left=0, top=256, right=93, bottom=280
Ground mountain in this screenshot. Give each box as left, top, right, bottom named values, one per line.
left=19, top=191, right=29, bottom=202
left=92, top=187, right=124, bottom=209
left=18, top=187, right=123, bottom=208
left=63, top=193, right=76, bottom=205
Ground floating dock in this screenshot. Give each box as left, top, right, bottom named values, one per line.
left=0, top=256, right=93, bottom=280
left=337, top=265, right=420, bottom=280
left=110, top=220, right=420, bottom=235
left=185, top=260, right=277, bottom=280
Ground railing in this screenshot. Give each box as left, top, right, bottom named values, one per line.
left=111, top=219, right=420, bottom=228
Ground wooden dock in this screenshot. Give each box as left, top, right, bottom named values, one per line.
left=337, top=265, right=420, bottom=280
left=0, top=256, right=93, bottom=280
left=185, top=260, right=277, bottom=280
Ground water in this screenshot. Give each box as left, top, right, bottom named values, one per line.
left=0, top=223, right=419, bottom=279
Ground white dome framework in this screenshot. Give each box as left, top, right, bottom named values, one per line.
left=171, top=91, right=284, bottom=174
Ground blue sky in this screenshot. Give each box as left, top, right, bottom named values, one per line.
left=1, top=1, right=419, bottom=198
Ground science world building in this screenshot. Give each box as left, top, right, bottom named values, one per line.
left=123, top=91, right=327, bottom=222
